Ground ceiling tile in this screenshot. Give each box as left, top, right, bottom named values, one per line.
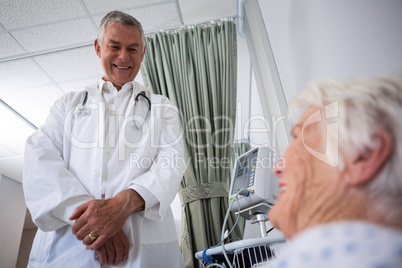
left=0, top=144, right=18, bottom=159
left=34, top=46, right=103, bottom=82
left=0, top=104, right=32, bottom=130
left=58, top=76, right=100, bottom=93
left=0, top=105, right=36, bottom=155
left=0, top=59, right=53, bottom=92
left=0, top=84, right=64, bottom=127
left=179, top=0, right=236, bottom=24
left=0, top=33, right=26, bottom=59
left=128, top=3, right=182, bottom=33
left=0, top=126, right=35, bottom=155
left=12, top=19, right=97, bottom=53
left=0, top=0, right=87, bottom=30
left=82, top=0, right=168, bottom=14
left=92, top=2, right=182, bottom=34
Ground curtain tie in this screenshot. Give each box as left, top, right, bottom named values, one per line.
left=178, top=182, right=229, bottom=204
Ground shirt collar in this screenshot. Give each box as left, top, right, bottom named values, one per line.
left=97, top=79, right=137, bottom=95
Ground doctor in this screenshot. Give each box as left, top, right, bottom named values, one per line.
left=23, top=10, right=185, bottom=267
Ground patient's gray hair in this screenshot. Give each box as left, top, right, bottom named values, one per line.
left=289, top=71, right=402, bottom=224
left=97, top=10, right=145, bottom=48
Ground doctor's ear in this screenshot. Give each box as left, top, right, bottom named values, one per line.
left=142, top=45, right=146, bottom=56
left=345, top=129, right=392, bottom=186
left=94, top=39, right=101, bottom=58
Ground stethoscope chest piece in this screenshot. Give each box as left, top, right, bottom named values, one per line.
left=77, top=91, right=90, bottom=115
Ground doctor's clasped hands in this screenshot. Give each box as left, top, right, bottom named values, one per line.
left=69, top=189, right=145, bottom=264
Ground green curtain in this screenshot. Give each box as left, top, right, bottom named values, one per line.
left=141, top=20, right=243, bottom=267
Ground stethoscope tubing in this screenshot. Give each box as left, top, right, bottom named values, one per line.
left=80, top=90, right=151, bottom=110
left=79, top=90, right=151, bottom=129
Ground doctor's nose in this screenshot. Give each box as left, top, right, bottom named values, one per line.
left=118, top=49, right=130, bottom=61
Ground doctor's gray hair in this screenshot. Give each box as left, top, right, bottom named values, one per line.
left=289, top=71, right=402, bottom=224
left=97, top=10, right=145, bottom=49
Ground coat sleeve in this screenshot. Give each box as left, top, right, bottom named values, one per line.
left=23, top=94, right=93, bottom=232
left=128, top=98, right=186, bottom=221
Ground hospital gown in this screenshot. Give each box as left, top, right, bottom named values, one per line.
left=262, top=221, right=402, bottom=268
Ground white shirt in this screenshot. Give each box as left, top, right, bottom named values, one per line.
left=261, top=221, right=402, bottom=268
left=23, top=79, right=185, bottom=267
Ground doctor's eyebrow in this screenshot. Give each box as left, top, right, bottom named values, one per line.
left=108, top=39, right=120, bottom=45
left=108, top=39, right=141, bottom=48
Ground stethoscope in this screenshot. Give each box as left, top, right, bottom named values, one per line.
left=77, top=90, right=151, bottom=130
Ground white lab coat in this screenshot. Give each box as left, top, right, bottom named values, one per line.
left=23, top=80, right=185, bottom=267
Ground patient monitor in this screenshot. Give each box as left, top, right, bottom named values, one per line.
left=229, top=146, right=280, bottom=229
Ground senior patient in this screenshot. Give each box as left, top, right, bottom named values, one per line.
left=265, top=72, right=402, bottom=267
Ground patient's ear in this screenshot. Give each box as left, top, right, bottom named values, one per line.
left=345, top=129, right=392, bottom=186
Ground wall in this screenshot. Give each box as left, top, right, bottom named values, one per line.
left=16, top=228, right=37, bottom=268
left=0, top=174, right=26, bottom=268
left=259, top=0, right=402, bottom=103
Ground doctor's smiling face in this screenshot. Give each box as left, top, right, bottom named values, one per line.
left=95, top=22, right=145, bottom=90
left=269, top=106, right=345, bottom=239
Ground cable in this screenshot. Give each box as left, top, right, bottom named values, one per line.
left=215, top=193, right=242, bottom=247
left=202, top=248, right=213, bottom=263
left=266, top=227, right=275, bottom=234
left=219, top=188, right=249, bottom=268
left=205, top=188, right=249, bottom=268
left=206, top=264, right=225, bottom=268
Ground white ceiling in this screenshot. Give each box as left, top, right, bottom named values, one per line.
left=0, top=0, right=236, bottom=183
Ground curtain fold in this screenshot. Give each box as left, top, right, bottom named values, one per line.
left=141, top=20, right=243, bottom=267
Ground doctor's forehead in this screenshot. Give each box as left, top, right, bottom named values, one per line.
left=107, top=39, right=142, bottom=47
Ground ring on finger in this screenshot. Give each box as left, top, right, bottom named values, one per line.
left=88, top=233, right=96, bottom=242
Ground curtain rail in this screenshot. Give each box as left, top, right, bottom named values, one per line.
left=145, top=16, right=237, bottom=36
